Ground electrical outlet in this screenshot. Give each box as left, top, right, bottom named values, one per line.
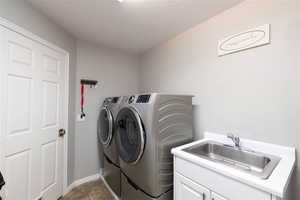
left=77, top=114, right=86, bottom=122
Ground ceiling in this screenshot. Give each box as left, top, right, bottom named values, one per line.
left=26, top=0, right=243, bottom=54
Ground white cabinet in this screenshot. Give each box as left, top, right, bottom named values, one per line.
left=175, top=173, right=228, bottom=200
left=175, top=173, right=210, bottom=200
left=211, top=192, right=228, bottom=200
left=172, top=133, right=294, bottom=200
left=174, top=157, right=277, bottom=200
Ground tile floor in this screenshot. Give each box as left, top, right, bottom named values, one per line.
left=62, top=179, right=114, bottom=200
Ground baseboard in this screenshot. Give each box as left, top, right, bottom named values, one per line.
left=100, top=174, right=120, bottom=200
left=64, top=172, right=102, bottom=195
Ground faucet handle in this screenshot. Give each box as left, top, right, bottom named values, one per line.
left=227, top=133, right=240, bottom=148
left=235, top=135, right=240, bottom=143
left=227, top=133, right=234, bottom=139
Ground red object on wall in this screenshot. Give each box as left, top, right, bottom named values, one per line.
left=80, top=84, right=86, bottom=118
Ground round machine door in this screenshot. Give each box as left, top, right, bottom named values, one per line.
left=116, top=107, right=145, bottom=165
left=97, top=107, right=114, bottom=146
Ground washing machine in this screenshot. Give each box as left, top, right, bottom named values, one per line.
left=97, top=96, right=122, bottom=197
left=115, top=93, right=194, bottom=200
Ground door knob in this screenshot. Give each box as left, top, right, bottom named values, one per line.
left=59, top=129, right=66, bottom=137
left=0, top=171, right=5, bottom=190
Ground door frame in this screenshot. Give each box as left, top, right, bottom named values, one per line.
left=0, top=17, right=70, bottom=195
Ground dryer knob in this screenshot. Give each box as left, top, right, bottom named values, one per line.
left=128, top=95, right=135, bottom=104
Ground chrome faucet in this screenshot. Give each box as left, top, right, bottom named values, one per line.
left=227, top=133, right=240, bottom=148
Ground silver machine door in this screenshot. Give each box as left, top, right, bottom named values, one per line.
left=98, top=107, right=114, bottom=146
left=116, top=107, right=145, bottom=164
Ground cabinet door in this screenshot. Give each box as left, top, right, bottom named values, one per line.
left=175, top=173, right=210, bottom=200
left=211, top=192, right=229, bottom=200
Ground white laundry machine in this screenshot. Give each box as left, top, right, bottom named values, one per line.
left=115, top=93, right=194, bottom=200
left=97, top=96, right=122, bottom=197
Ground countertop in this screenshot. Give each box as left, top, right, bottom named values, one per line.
left=171, top=132, right=296, bottom=198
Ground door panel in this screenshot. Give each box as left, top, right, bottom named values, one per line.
left=8, top=36, right=33, bottom=77
left=43, top=55, right=59, bottom=76
left=175, top=173, right=210, bottom=200
left=39, top=38, right=65, bottom=200
left=2, top=28, right=36, bottom=200
left=41, top=141, right=57, bottom=190
left=5, top=150, right=31, bottom=200
left=42, top=81, right=59, bottom=128
left=0, top=27, right=66, bottom=200
left=7, top=75, right=32, bottom=136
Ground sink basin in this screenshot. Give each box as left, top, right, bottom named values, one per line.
left=183, top=142, right=281, bottom=179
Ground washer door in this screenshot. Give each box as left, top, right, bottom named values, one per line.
left=116, top=107, right=145, bottom=164
left=98, top=107, right=114, bottom=146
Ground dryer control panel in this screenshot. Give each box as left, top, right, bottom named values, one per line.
left=128, top=95, right=135, bottom=104
left=136, top=95, right=151, bottom=103
left=123, top=94, right=151, bottom=104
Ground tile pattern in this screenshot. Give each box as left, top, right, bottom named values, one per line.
left=62, top=179, right=114, bottom=200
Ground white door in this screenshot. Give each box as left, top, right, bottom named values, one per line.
left=0, top=26, right=67, bottom=200
left=175, top=173, right=210, bottom=200
left=211, top=192, right=229, bottom=200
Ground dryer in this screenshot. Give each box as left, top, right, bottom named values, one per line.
left=97, top=96, right=122, bottom=197
left=115, top=93, right=194, bottom=200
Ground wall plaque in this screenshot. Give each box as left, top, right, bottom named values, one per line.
left=218, top=24, right=270, bottom=56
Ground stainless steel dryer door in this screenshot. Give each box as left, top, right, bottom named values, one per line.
left=98, top=107, right=114, bottom=146
left=116, top=107, right=145, bottom=165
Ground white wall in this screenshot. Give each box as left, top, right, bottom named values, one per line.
left=74, top=40, right=139, bottom=180
left=0, top=0, right=77, bottom=185
left=1, top=0, right=299, bottom=197
left=139, top=0, right=300, bottom=199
